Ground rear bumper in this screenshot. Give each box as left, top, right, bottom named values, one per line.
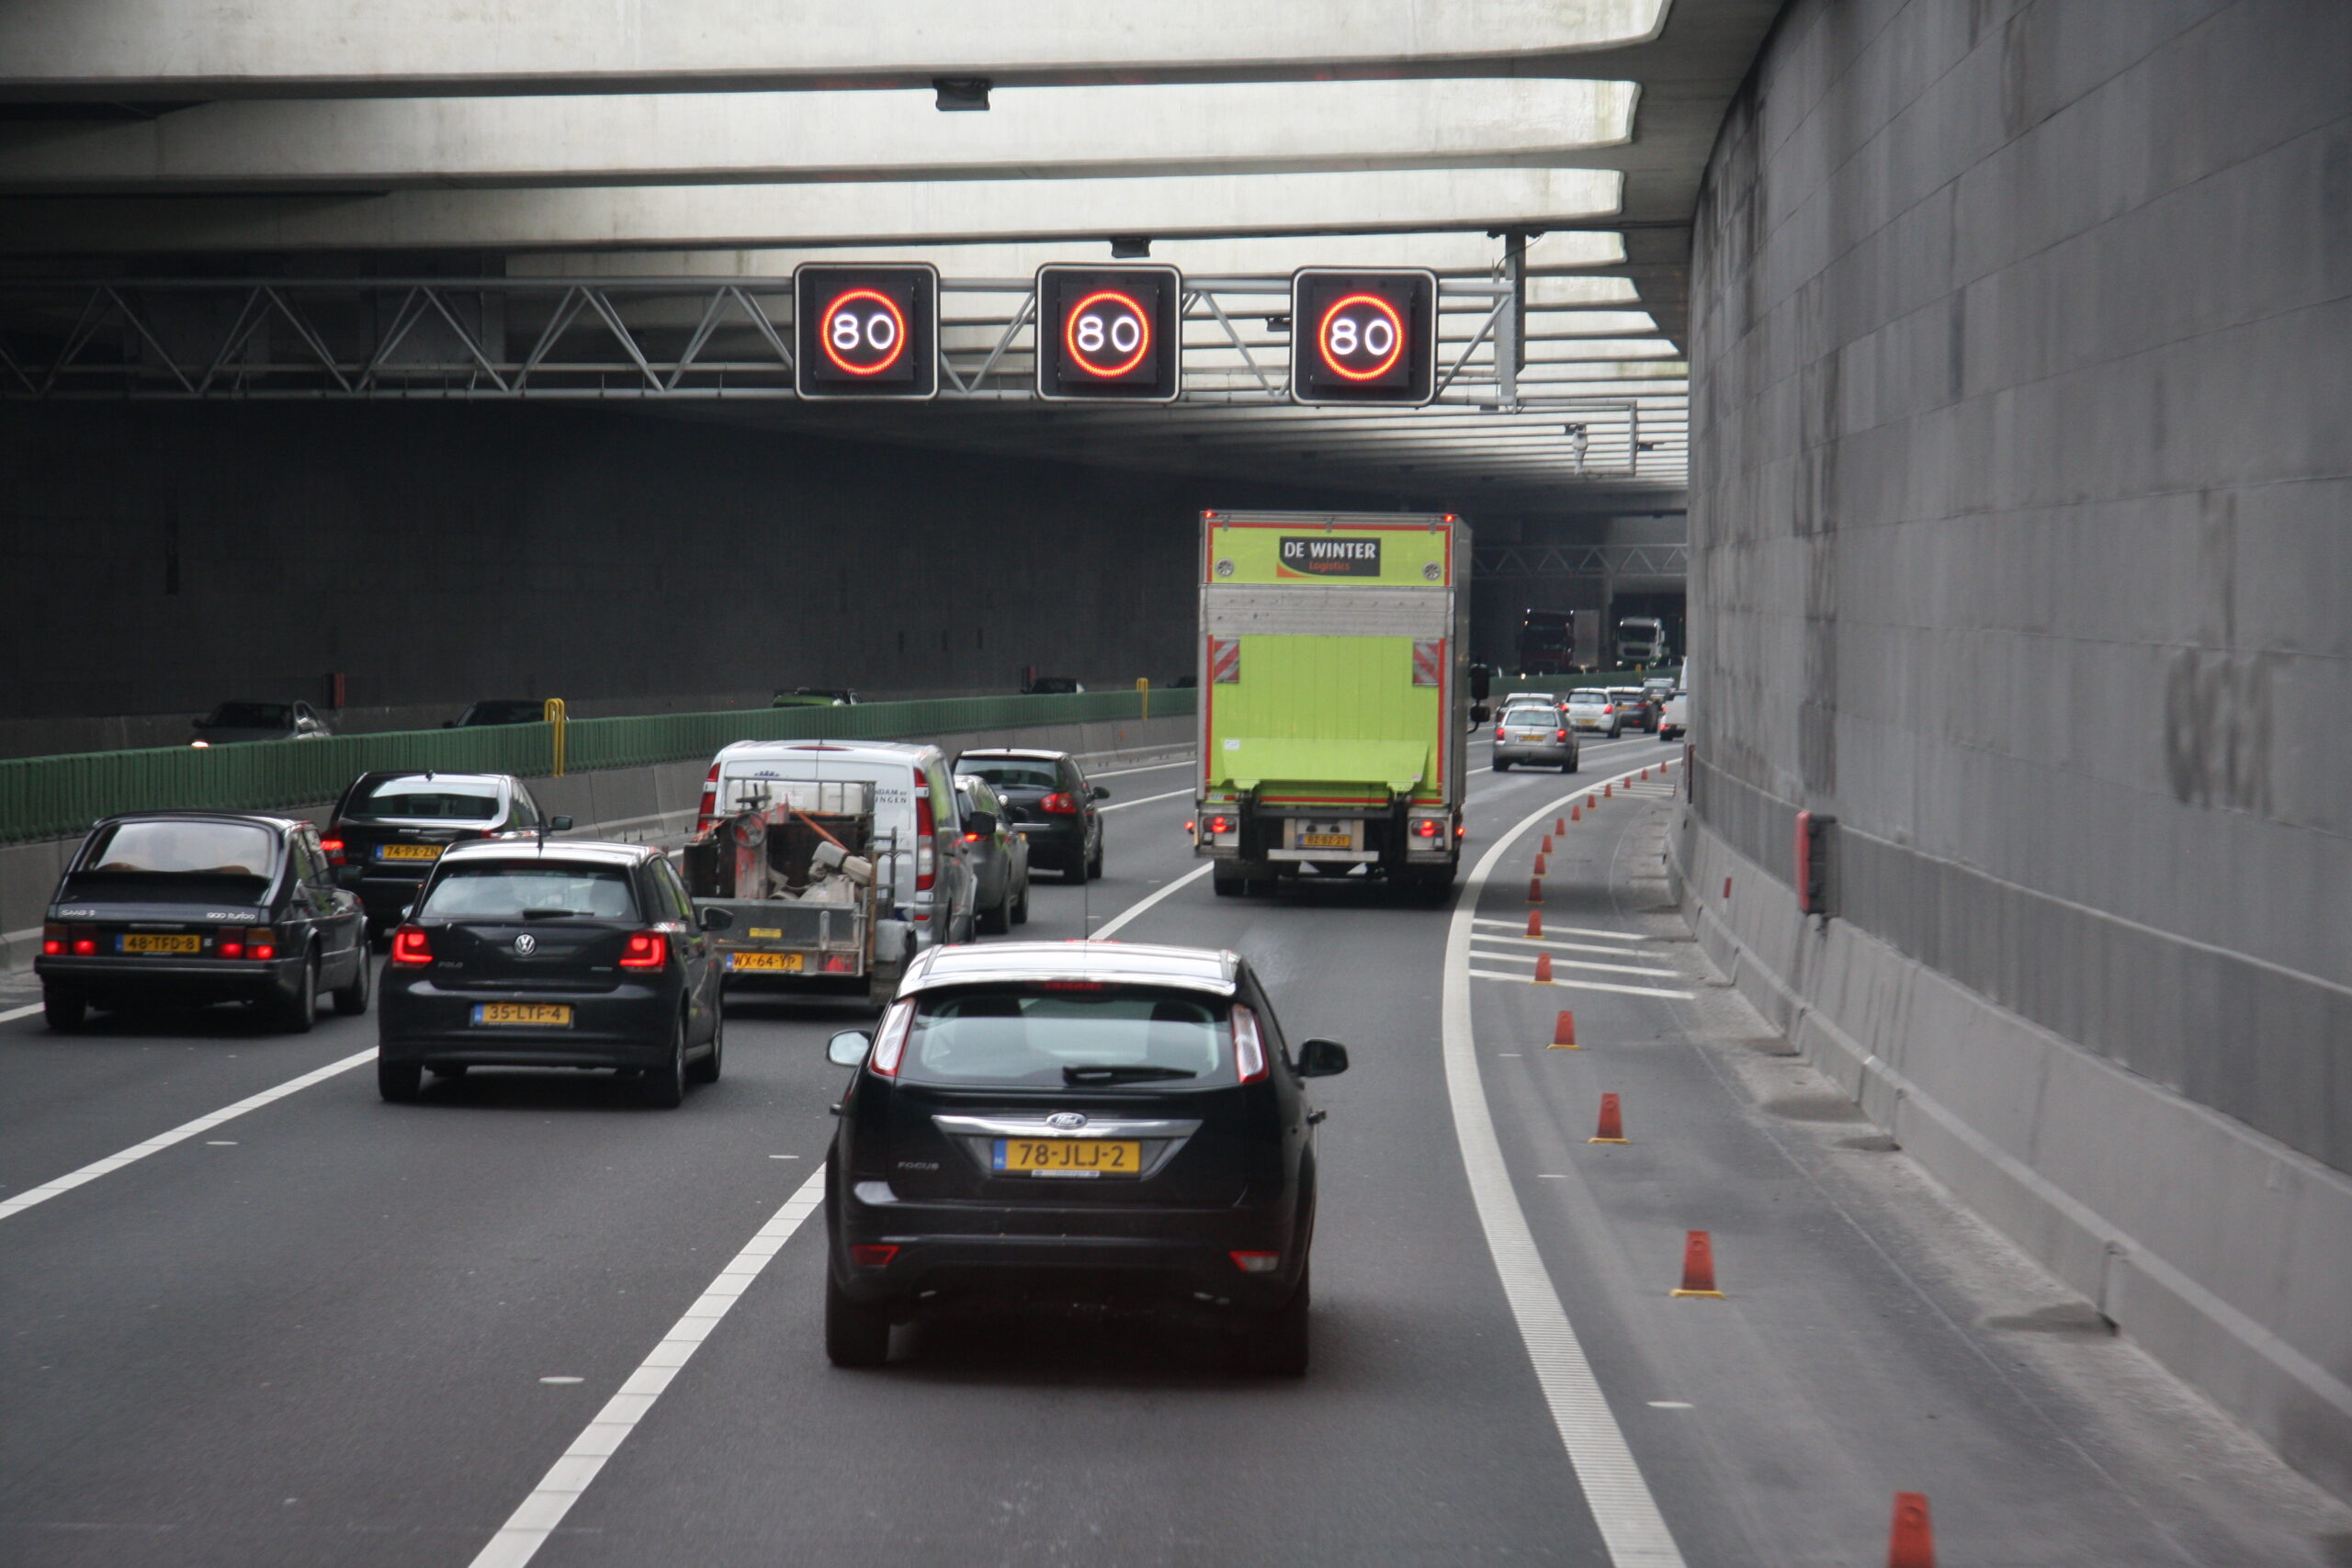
left=1495, top=741, right=1575, bottom=765
left=36, top=953, right=302, bottom=1002
left=831, top=1184, right=1307, bottom=1316
left=379, top=977, right=676, bottom=1067
left=1012, top=820, right=1086, bottom=866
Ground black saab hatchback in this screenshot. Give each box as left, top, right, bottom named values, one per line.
left=377, top=839, right=731, bottom=1107
left=37, top=811, right=370, bottom=1032
left=821, top=941, right=1348, bottom=1374
left=326, top=770, right=560, bottom=945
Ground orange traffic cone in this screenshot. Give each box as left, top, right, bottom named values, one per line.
left=1532, top=852, right=1547, bottom=876
left=1570, top=803, right=1582, bottom=822
left=1540, top=834, right=1554, bottom=853
left=1533, top=953, right=1554, bottom=984
left=1641, top=766, right=1650, bottom=782
left=1551, top=1010, right=1578, bottom=1049
left=1723, top=877, right=1733, bottom=898
left=1670, top=1230, right=1725, bottom=1298
left=1554, top=817, right=1566, bottom=834
left=1604, top=782, right=1613, bottom=798
left=1526, top=909, right=1543, bottom=938
left=1528, top=877, right=1543, bottom=905
left=1886, top=1493, right=1934, bottom=1568
left=1590, top=1092, right=1626, bottom=1142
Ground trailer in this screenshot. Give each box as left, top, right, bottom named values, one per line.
left=1192, top=510, right=1470, bottom=901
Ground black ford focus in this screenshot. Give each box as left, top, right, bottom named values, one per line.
left=376, top=839, right=730, bottom=1107
left=821, top=941, right=1348, bottom=1374
left=37, top=811, right=371, bottom=1032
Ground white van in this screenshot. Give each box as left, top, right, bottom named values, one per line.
left=693, top=739, right=979, bottom=976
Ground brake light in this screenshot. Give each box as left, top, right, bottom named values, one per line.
left=243, top=926, right=277, bottom=962
left=73, top=938, right=98, bottom=956
left=1039, top=791, right=1078, bottom=815
left=850, top=1245, right=899, bottom=1268
left=1602, top=705, right=1614, bottom=714
left=964, top=831, right=981, bottom=843
left=1229, top=1251, right=1282, bottom=1274
left=41, top=924, right=62, bottom=956
left=320, top=837, right=345, bottom=866
left=1494, top=726, right=1505, bottom=740
left=695, top=762, right=720, bottom=834
left=1555, top=728, right=1569, bottom=742
left=390, top=925, right=433, bottom=965
left=219, top=940, right=243, bottom=959
left=914, top=771, right=936, bottom=892
left=1413, top=818, right=1441, bottom=839
left=1041, top=979, right=1106, bottom=991
left=868, top=999, right=914, bottom=1077
left=1207, top=815, right=1231, bottom=835
left=1231, top=1005, right=1270, bottom=1085
left=619, top=931, right=669, bottom=969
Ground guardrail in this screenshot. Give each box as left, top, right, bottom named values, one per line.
left=0, top=688, right=1194, bottom=846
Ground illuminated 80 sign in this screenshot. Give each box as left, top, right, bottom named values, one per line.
left=1035, top=265, right=1182, bottom=402
left=1289, top=268, right=1438, bottom=406
left=794, top=264, right=939, bottom=399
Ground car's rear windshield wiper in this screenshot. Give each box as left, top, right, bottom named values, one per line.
left=1062, top=1064, right=1198, bottom=1084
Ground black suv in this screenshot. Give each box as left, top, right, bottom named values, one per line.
left=951, top=748, right=1107, bottom=882
left=377, top=839, right=731, bottom=1107
left=37, top=811, right=370, bottom=1032
left=327, top=771, right=556, bottom=946
left=821, top=940, right=1348, bottom=1373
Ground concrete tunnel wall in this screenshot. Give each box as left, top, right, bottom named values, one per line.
left=1679, top=0, right=2351, bottom=1497
left=0, top=402, right=1357, bottom=754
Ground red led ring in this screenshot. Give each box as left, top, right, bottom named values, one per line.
left=1064, top=290, right=1152, bottom=378
left=1317, top=293, right=1407, bottom=381
left=819, top=288, right=909, bottom=376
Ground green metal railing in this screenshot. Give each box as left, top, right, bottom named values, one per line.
left=0, top=688, right=1194, bottom=846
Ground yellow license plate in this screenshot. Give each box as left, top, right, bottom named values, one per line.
left=994, top=1139, right=1143, bottom=1176
left=747, top=927, right=784, bottom=940
left=121, top=933, right=202, bottom=954
left=1300, top=832, right=1352, bottom=850
left=473, top=1002, right=571, bottom=1027
left=1513, top=730, right=1548, bottom=741
left=378, top=842, right=442, bottom=862
left=729, top=951, right=804, bottom=972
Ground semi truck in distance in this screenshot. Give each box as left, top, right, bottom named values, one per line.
left=1192, top=510, right=1469, bottom=901
left=1616, top=615, right=1669, bottom=665
left=1515, top=608, right=1579, bottom=675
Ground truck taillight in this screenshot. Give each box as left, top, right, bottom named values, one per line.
left=619, top=931, right=668, bottom=969
left=1413, top=818, right=1441, bottom=839
left=1207, top=815, right=1231, bottom=834
left=695, top=762, right=721, bottom=834
left=1231, top=1005, right=1270, bottom=1085
left=914, top=770, right=936, bottom=891
left=1039, top=791, right=1078, bottom=815
left=390, top=925, right=433, bottom=965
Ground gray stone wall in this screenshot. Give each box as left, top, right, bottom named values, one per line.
left=1685, top=0, right=2351, bottom=1496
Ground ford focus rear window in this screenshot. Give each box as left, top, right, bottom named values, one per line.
left=899, top=987, right=1235, bottom=1089
left=420, top=863, right=639, bottom=921
left=82, top=819, right=277, bottom=877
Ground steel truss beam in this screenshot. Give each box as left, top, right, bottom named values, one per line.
left=1473, top=543, right=1689, bottom=577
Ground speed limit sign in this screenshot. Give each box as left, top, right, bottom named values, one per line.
left=1035, top=265, right=1182, bottom=402
left=794, top=265, right=940, bottom=399
left=1288, top=268, right=1438, bottom=407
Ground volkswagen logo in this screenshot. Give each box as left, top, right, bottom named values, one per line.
left=1046, top=1111, right=1088, bottom=1131
left=513, top=932, right=537, bottom=956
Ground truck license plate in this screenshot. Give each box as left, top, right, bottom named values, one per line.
left=729, top=952, right=804, bottom=972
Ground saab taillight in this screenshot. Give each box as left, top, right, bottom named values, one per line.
left=1231, top=1004, right=1270, bottom=1085
left=1229, top=1251, right=1283, bottom=1274
left=243, top=927, right=277, bottom=961
left=72, top=938, right=97, bottom=955
left=619, top=931, right=669, bottom=969
left=390, top=925, right=434, bottom=965
left=914, top=771, right=937, bottom=892
left=1039, top=791, right=1079, bottom=816
left=868, top=999, right=915, bottom=1077
left=695, top=762, right=721, bottom=834
left=850, top=1245, right=899, bottom=1268
left=41, top=923, right=62, bottom=956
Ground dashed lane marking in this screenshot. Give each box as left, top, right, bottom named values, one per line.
left=469, top=1170, right=828, bottom=1568
left=0, top=1001, right=44, bottom=1024
left=1472, top=917, right=1653, bottom=944
left=0, top=1048, right=378, bottom=1224
left=1475, top=932, right=1683, bottom=964
left=1468, top=970, right=1699, bottom=1001
left=1442, top=763, right=1688, bottom=1567
left=1096, top=786, right=1194, bottom=814
left=1469, top=944, right=1686, bottom=981
left=1091, top=863, right=1215, bottom=936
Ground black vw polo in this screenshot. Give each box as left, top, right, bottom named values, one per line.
left=36, top=811, right=371, bottom=1032
left=325, top=769, right=559, bottom=946
left=376, top=839, right=731, bottom=1107
left=821, top=941, right=1349, bottom=1374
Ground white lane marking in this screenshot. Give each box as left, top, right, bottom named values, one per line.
left=1473, top=918, right=1652, bottom=945
left=1468, top=970, right=1699, bottom=1001
left=1647, top=1402, right=1694, bottom=1410
left=1091, top=863, right=1215, bottom=936
left=1470, top=942, right=1686, bottom=978
left=1442, top=763, right=1688, bottom=1568
left=1096, top=786, right=1193, bottom=814
left=469, top=1169, right=828, bottom=1568
left=539, top=1377, right=583, bottom=1386
left=0, top=1047, right=377, bottom=1224
left=1084, top=757, right=1196, bottom=779
left=0, top=1001, right=45, bottom=1023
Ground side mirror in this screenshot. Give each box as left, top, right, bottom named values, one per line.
left=965, top=810, right=997, bottom=838
left=398, top=904, right=416, bottom=921
left=549, top=816, right=573, bottom=831
left=1295, top=1038, right=1351, bottom=1077
left=1091, top=785, right=1110, bottom=801
left=826, top=1030, right=873, bottom=1067
left=698, top=905, right=734, bottom=931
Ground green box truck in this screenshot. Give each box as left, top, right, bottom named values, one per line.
left=1192, top=510, right=1469, bottom=901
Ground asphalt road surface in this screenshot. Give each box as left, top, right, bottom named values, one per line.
left=3, top=735, right=2346, bottom=1567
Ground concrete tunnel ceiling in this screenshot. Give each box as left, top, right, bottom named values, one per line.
left=0, top=0, right=1787, bottom=510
